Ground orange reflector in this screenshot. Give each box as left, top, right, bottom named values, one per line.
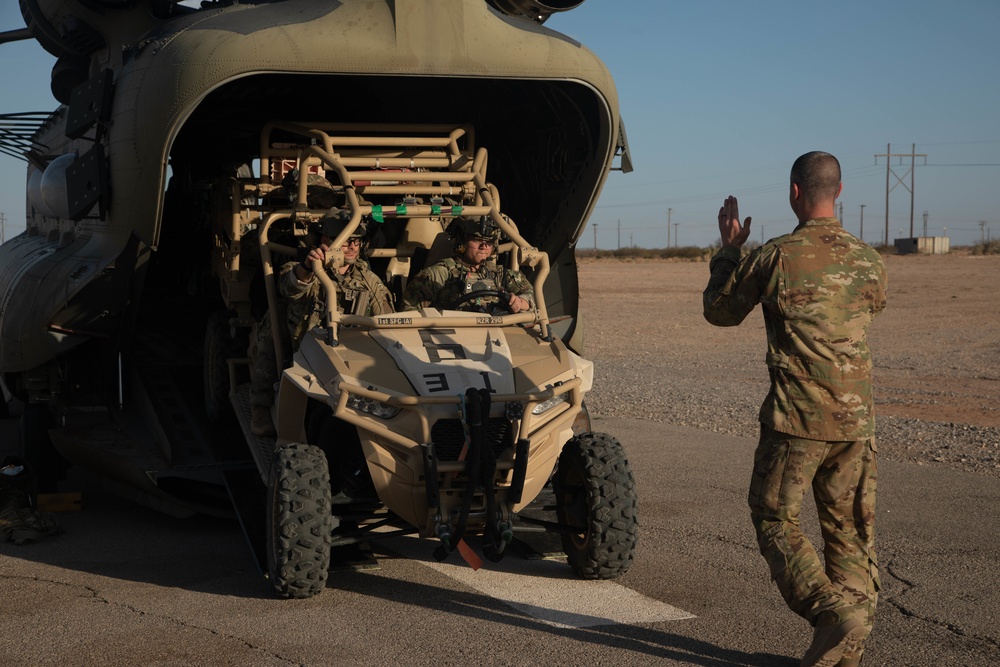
left=457, top=539, right=483, bottom=571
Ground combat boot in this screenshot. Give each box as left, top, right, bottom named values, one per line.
left=836, top=652, right=864, bottom=667
left=0, top=458, right=60, bottom=544
left=0, top=457, right=36, bottom=511
left=801, top=616, right=866, bottom=667
left=251, top=405, right=276, bottom=437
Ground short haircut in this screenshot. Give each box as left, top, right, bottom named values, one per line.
left=790, top=151, right=841, bottom=203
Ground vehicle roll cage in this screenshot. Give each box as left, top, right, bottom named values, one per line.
left=249, top=122, right=554, bottom=366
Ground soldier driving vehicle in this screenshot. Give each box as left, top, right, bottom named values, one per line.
left=0, top=0, right=637, bottom=598
left=402, top=215, right=535, bottom=314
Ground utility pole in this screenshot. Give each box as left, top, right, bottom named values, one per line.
left=667, top=208, right=672, bottom=249
left=883, top=143, right=889, bottom=246
left=859, top=204, right=866, bottom=242
left=673, top=222, right=679, bottom=248
left=592, top=223, right=597, bottom=251
left=909, top=143, right=916, bottom=237
left=875, top=143, right=927, bottom=244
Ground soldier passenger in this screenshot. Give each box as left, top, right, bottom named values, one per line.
left=250, top=213, right=393, bottom=436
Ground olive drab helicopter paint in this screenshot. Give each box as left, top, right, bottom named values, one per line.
left=0, top=0, right=637, bottom=598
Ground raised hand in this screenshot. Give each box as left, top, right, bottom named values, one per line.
left=718, top=195, right=752, bottom=248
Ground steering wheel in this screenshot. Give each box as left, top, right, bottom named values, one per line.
left=446, top=289, right=510, bottom=312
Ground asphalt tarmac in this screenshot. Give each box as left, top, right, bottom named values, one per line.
left=1, top=416, right=997, bottom=666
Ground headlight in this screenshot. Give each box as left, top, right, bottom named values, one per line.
left=531, top=394, right=566, bottom=415
left=347, top=394, right=401, bottom=419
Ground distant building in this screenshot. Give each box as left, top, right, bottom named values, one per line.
left=894, top=236, right=950, bottom=255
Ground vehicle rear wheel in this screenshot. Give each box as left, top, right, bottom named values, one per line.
left=554, top=432, right=638, bottom=579
left=204, top=311, right=238, bottom=423
left=266, top=443, right=335, bottom=598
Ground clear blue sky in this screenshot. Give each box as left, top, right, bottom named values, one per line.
left=2, top=1, right=998, bottom=247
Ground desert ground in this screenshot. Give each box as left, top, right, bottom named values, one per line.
left=577, top=251, right=1000, bottom=477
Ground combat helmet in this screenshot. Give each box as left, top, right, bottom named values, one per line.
left=313, top=209, right=369, bottom=250
left=449, top=215, right=501, bottom=252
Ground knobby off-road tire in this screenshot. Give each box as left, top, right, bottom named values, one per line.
left=554, top=432, right=638, bottom=579
left=267, top=443, right=336, bottom=599
left=203, top=311, right=235, bottom=423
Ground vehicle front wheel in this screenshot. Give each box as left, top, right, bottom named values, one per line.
left=266, top=443, right=335, bottom=598
left=554, top=432, right=638, bottom=579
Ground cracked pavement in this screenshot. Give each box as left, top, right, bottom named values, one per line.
left=2, top=418, right=998, bottom=666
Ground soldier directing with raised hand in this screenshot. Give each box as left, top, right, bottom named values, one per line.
left=703, top=152, right=887, bottom=667
left=401, top=215, right=534, bottom=314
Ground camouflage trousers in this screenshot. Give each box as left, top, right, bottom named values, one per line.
left=749, top=425, right=879, bottom=663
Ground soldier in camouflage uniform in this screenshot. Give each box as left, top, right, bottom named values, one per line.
left=703, top=152, right=887, bottom=667
left=251, top=214, right=393, bottom=436
left=401, top=216, right=535, bottom=313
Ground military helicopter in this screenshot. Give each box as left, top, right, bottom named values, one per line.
left=0, top=0, right=635, bottom=597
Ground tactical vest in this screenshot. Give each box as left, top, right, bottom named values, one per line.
left=451, top=261, right=503, bottom=308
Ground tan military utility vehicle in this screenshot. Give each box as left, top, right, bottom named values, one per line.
left=0, top=0, right=636, bottom=597
left=215, top=122, right=637, bottom=597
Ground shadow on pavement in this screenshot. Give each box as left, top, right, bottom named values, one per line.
left=334, top=565, right=797, bottom=667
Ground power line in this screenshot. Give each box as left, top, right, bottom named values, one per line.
left=916, top=139, right=1000, bottom=147
left=596, top=165, right=884, bottom=210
